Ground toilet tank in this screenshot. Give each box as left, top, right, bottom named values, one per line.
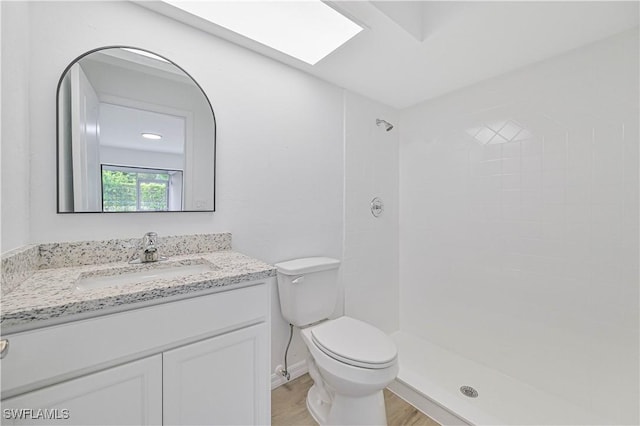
left=275, top=257, right=340, bottom=327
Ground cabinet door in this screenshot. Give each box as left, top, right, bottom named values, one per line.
left=1, top=355, right=162, bottom=425
left=163, top=323, right=269, bottom=425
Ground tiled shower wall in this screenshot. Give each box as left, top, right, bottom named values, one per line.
left=343, top=92, right=399, bottom=333
left=399, top=29, right=639, bottom=423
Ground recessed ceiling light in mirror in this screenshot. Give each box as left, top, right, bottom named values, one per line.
left=161, top=1, right=363, bottom=65
left=141, top=133, right=163, bottom=140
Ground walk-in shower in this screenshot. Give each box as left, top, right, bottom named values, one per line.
left=394, top=28, right=639, bottom=425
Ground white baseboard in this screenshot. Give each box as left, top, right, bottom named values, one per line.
left=387, top=379, right=471, bottom=426
left=271, top=360, right=308, bottom=390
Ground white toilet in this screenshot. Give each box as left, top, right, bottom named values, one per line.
left=275, top=257, right=398, bottom=426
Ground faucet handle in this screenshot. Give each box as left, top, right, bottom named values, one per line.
left=128, top=232, right=162, bottom=264
left=142, top=232, right=159, bottom=262
left=143, top=232, right=158, bottom=248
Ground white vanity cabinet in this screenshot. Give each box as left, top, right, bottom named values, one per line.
left=163, top=323, right=269, bottom=425
left=2, top=355, right=163, bottom=425
left=0, top=281, right=271, bottom=426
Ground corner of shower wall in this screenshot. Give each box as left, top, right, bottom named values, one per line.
left=342, top=90, right=400, bottom=334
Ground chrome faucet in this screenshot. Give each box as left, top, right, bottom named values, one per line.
left=130, top=232, right=165, bottom=263
left=141, top=232, right=159, bottom=262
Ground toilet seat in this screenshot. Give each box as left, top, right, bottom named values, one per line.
left=310, top=317, right=397, bottom=369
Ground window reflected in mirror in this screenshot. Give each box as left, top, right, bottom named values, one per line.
left=101, top=165, right=184, bottom=212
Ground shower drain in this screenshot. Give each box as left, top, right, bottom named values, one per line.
left=460, top=385, right=479, bottom=398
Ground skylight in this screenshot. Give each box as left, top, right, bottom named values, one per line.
left=162, top=1, right=363, bottom=65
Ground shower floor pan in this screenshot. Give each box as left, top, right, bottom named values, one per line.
left=388, top=332, right=607, bottom=426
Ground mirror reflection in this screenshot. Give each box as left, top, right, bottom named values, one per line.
left=57, top=47, right=215, bottom=213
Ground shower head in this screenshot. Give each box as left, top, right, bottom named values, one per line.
left=376, top=118, right=394, bottom=132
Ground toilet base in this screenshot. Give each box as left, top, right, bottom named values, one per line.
left=306, top=384, right=331, bottom=424
left=306, top=384, right=388, bottom=426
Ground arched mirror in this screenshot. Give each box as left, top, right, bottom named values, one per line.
left=57, top=47, right=215, bottom=213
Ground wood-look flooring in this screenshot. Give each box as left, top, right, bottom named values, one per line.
left=272, top=374, right=440, bottom=426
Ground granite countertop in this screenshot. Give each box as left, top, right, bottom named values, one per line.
left=1, top=250, right=276, bottom=333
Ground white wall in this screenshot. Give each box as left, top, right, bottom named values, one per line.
left=4, top=1, right=345, bottom=372
left=1, top=2, right=31, bottom=252
left=343, top=92, right=399, bottom=333
left=399, top=29, right=639, bottom=423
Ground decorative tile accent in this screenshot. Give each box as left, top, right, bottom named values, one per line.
left=1, top=245, right=39, bottom=296
left=38, top=233, right=232, bottom=269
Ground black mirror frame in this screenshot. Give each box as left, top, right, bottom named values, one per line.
left=55, top=45, right=217, bottom=214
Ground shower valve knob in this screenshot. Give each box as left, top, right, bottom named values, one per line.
left=371, top=197, right=384, bottom=217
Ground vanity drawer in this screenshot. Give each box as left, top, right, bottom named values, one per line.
left=1, top=281, right=269, bottom=398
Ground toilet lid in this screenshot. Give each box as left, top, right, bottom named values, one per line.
left=310, top=317, right=397, bottom=369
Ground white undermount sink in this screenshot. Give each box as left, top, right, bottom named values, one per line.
left=75, top=260, right=217, bottom=292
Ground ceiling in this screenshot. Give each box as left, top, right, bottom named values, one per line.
left=100, top=103, right=185, bottom=155
left=138, top=1, right=639, bottom=110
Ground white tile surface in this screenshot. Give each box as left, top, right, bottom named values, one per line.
left=343, top=92, right=399, bottom=333
left=399, top=30, right=639, bottom=424
left=392, top=331, right=607, bottom=425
